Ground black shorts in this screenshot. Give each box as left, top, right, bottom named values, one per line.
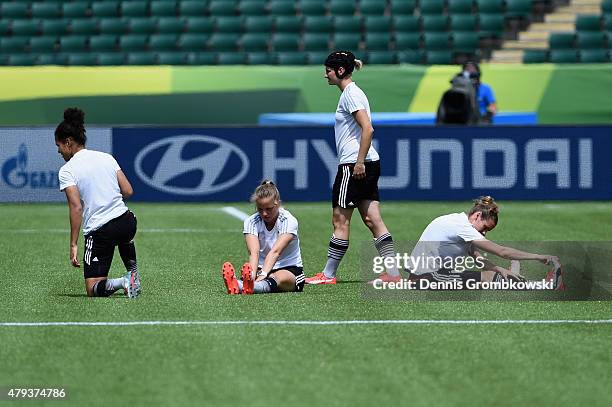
left=332, top=160, right=381, bottom=209
left=269, top=266, right=305, bottom=292
left=83, top=210, right=137, bottom=279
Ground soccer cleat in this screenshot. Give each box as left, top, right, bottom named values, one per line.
left=123, top=269, right=141, bottom=299
left=222, top=262, right=240, bottom=294
left=241, top=263, right=254, bottom=295
left=367, top=272, right=402, bottom=285
left=305, top=272, right=336, bottom=285
left=546, top=262, right=565, bottom=291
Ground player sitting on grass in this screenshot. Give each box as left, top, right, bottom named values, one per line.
left=222, top=180, right=305, bottom=295
left=403, top=196, right=564, bottom=289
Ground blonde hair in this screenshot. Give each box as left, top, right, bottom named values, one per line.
left=468, top=195, right=499, bottom=224
left=354, top=59, right=364, bottom=71
left=250, top=180, right=281, bottom=204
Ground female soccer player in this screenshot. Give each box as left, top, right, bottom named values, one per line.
left=55, top=107, right=141, bottom=298
left=408, top=196, right=563, bottom=289
left=305, top=50, right=400, bottom=285
left=222, top=180, right=305, bottom=295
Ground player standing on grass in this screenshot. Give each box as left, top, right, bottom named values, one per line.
left=305, top=50, right=401, bottom=285
left=55, top=107, right=141, bottom=298
left=222, top=180, right=305, bottom=294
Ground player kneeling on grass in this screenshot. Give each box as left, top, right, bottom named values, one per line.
left=55, top=107, right=141, bottom=298
left=222, top=180, right=305, bottom=295
left=405, top=196, right=564, bottom=290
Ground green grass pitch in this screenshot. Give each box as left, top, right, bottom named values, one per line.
left=0, top=201, right=611, bottom=406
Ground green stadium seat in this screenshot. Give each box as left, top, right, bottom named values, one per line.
left=390, top=0, right=416, bottom=16
left=1, top=37, right=29, bottom=53
left=422, top=15, right=448, bottom=32
left=180, top=1, right=208, bottom=16
left=576, top=15, right=602, bottom=32
left=275, top=51, right=307, bottom=65
left=333, top=33, right=360, bottom=50
left=8, top=54, right=37, bottom=66
left=397, top=49, right=421, bottom=63
left=99, top=18, right=129, bottom=34
left=300, top=0, right=327, bottom=16
left=367, top=51, right=396, bottom=64
left=604, top=0, right=612, bottom=13
left=448, top=0, right=474, bottom=14
left=71, top=19, right=100, bottom=35
left=126, top=52, right=156, bottom=65
left=0, top=20, right=10, bottom=36
left=247, top=51, right=273, bottom=64
left=364, top=32, right=391, bottom=51
left=157, top=17, right=186, bottom=33
left=32, top=3, right=62, bottom=19
left=360, top=0, right=386, bottom=16
left=522, top=49, right=547, bottom=63
left=11, top=20, right=41, bottom=36
left=41, top=20, right=70, bottom=36
left=549, top=32, right=575, bottom=49
left=334, top=16, right=363, bottom=33
left=576, top=32, right=606, bottom=49
left=329, top=0, right=355, bottom=16
left=185, top=17, right=214, bottom=33
left=209, top=0, right=238, bottom=16
left=364, top=16, right=392, bottom=33
left=157, top=52, right=189, bottom=64
left=59, top=36, right=88, bottom=52
left=303, top=16, right=331, bottom=33
left=420, top=0, right=445, bottom=15
left=580, top=49, right=609, bottom=62
left=36, top=53, right=63, bottom=66
left=425, top=50, right=453, bottom=64
left=218, top=51, right=247, bottom=64
left=98, top=52, right=127, bottom=65
left=271, top=33, right=300, bottom=51
left=306, top=50, right=328, bottom=64
left=151, top=1, right=178, bottom=17
left=30, top=36, right=58, bottom=53
left=150, top=34, right=178, bottom=50
left=92, top=2, right=120, bottom=18
left=478, top=13, right=504, bottom=36
left=605, top=14, right=612, bottom=30
left=549, top=49, right=579, bottom=63
left=395, top=32, right=420, bottom=49
left=62, top=2, right=91, bottom=19
left=186, top=52, right=217, bottom=65
left=207, top=33, right=239, bottom=51
left=1, top=3, right=29, bottom=19
left=89, top=35, right=118, bottom=51
left=121, top=1, right=148, bottom=18
left=240, top=32, right=269, bottom=51
left=505, top=0, right=532, bottom=19
left=302, top=33, right=329, bottom=51
left=238, top=1, right=268, bottom=16
left=452, top=31, right=479, bottom=52
left=119, top=34, right=148, bottom=51
left=450, top=14, right=478, bottom=31
left=393, top=15, right=420, bottom=32
left=215, top=16, right=244, bottom=33
left=476, top=0, right=503, bottom=14
left=244, top=16, right=273, bottom=32
left=178, top=33, right=209, bottom=50
left=130, top=18, right=158, bottom=34
left=67, top=53, right=98, bottom=66
left=423, top=32, right=450, bottom=49
left=268, top=1, right=296, bottom=16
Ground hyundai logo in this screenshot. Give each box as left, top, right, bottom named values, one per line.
left=134, top=135, right=249, bottom=195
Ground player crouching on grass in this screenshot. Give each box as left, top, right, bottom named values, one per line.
left=222, top=180, right=305, bottom=295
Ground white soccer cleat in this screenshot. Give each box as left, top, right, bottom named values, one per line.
left=123, top=270, right=141, bottom=298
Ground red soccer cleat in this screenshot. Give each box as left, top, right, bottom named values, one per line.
left=545, top=262, right=565, bottom=291
left=222, top=262, right=240, bottom=295
left=368, top=272, right=402, bottom=285
left=241, top=263, right=254, bottom=295
left=305, top=272, right=337, bottom=285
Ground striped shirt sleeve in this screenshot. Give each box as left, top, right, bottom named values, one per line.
left=280, top=214, right=298, bottom=237
left=243, top=215, right=259, bottom=235
left=342, top=86, right=368, bottom=114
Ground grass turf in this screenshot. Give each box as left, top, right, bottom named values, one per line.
left=0, top=201, right=611, bottom=406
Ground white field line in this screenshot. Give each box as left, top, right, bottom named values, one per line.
left=0, top=228, right=235, bottom=234
left=220, top=206, right=250, bottom=222
left=1, top=319, right=611, bottom=327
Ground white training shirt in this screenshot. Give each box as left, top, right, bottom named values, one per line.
left=58, top=149, right=128, bottom=235
left=410, top=212, right=485, bottom=275
left=334, top=82, right=380, bottom=165
left=243, top=207, right=303, bottom=269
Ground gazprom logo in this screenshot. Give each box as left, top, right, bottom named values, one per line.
left=134, top=135, right=249, bottom=195
left=1, top=143, right=58, bottom=189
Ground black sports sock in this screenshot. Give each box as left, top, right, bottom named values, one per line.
left=118, top=241, right=137, bottom=272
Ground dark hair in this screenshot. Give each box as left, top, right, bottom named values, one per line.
left=468, top=195, right=499, bottom=224
left=55, top=107, right=86, bottom=145
left=462, top=60, right=481, bottom=80
left=325, top=50, right=363, bottom=79
left=250, top=179, right=281, bottom=203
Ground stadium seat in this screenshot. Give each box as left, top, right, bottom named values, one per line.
left=367, top=51, right=396, bottom=64
left=390, top=0, right=416, bottom=16
left=157, top=52, right=189, bottom=64
left=448, top=0, right=474, bottom=14
left=423, top=32, right=450, bottom=50
left=576, top=32, right=607, bottom=49
left=275, top=51, right=307, bottom=65
left=360, top=0, right=386, bottom=16
left=549, top=32, right=575, bottom=49
left=244, top=16, right=273, bottom=33
left=0, top=3, right=29, bottom=19
left=302, top=16, right=331, bottom=33
left=306, top=50, right=328, bottom=64
left=425, top=50, right=453, bottom=64
left=302, top=33, right=330, bottom=51
left=549, top=49, right=579, bottom=63
left=30, top=36, right=58, bottom=53
left=99, top=18, right=129, bottom=34
left=67, top=53, right=98, bottom=66
left=452, top=31, right=479, bottom=52
left=604, top=14, right=612, bottom=30
left=364, top=16, right=392, bottom=33
left=62, top=2, right=91, bottom=19
left=121, top=2, right=149, bottom=17
left=604, top=0, right=612, bottom=13
left=522, top=49, right=548, bottom=63
left=215, top=16, right=244, bottom=33
left=1, top=37, right=29, bottom=53
left=185, top=17, right=214, bottom=33
left=268, top=1, right=296, bottom=16
left=395, top=32, right=420, bottom=49
left=239, top=32, right=269, bottom=51
left=333, top=33, right=360, bottom=50
left=150, top=1, right=178, bottom=17
left=422, top=15, right=448, bottom=32
left=178, top=33, right=209, bottom=50
left=126, top=52, right=156, bottom=65
left=393, top=15, right=420, bottom=32
left=238, top=1, right=267, bottom=16
left=579, top=49, right=609, bottom=62
left=41, top=20, right=70, bottom=36
left=576, top=15, right=602, bottom=32
left=32, top=2, right=62, bottom=19
left=397, top=49, right=421, bottom=63
left=420, top=0, right=445, bottom=15
left=476, top=0, right=503, bottom=14
left=334, top=16, right=363, bottom=33
left=119, top=34, right=149, bottom=51
left=299, top=0, right=327, bottom=16
left=329, top=0, right=356, bottom=16
left=207, top=33, right=239, bottom=51
left=36, top=53, right=63, bottom=66
left=11, top=20, right=41, bottom=36
left=157, top=17, right=186, bottom=33
left=505, top=0, right=533, bottom=19
left=276, top=16, right=303, bottom=32
left=247, top=51, right=274, bottom=64
left=450, top=14, right=478, bottom=31
left=150, top=34, right=178, bottom=50
left=218, top=51, right=247, bottom=64
left=130, top=18, right=158, bottom=34
left=210, top=0, right=239, bottom=16
left=92, top=2, right=120, bottom=18
left=186, top=52, right=217, bottom=65
left=478, top=13, right=504, bottom=37
left=71, top=19, right=100, bottom=35
left=59, top=36, right=88, bottom=52
left=8, top=54, right=37, bottom=66
left=271, top=33, right=300, bottom=51
left=98, top=52, right=127, bottom=65
left=0, top=20, right=10, bottom=36
left=89, top=35, right=118, bottom=51
left=364, top=32, right=391, bottom=51
left=179, top=1, right=208, bottom=16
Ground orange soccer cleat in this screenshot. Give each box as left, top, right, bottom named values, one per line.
left=241, top=263, right=254, bottom=295
left=222, top=262, right=240, bottom=295
left=305, top=272, right=337, bottom=285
